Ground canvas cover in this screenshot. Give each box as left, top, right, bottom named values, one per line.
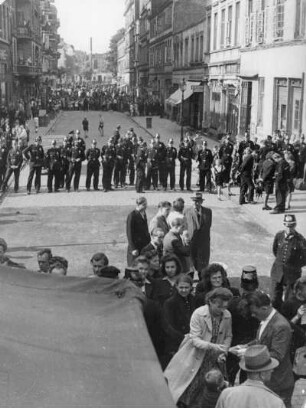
left=0, top=266, right=175, bottom=407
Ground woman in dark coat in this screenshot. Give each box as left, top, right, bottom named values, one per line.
left=162, top=275, right=195, bottom=368
left=195, top=263, right=239, bottom=308
left=152, top=253, right=182, bottom=306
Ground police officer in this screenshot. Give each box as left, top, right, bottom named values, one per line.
left=178, top=137, right=193, bottom=191
left=165, top=138, right=177, bottom=190
left=129, top=135, right=139, bottom=185
left=113, top=125, right=121, bottom=145
left=1, top=139, right=23, bottom=193
left=75, top=129, right=86, bottom=153
left=101, top=139, right=116, bottom=192
left=197, top=140, right=213, bottom=192
left=123, top=132, right=134, bottom=186
left=59, top=137, right=71, bottom=188
left=85, top=139, right=100, bottom=191
left=23, top=136, right=45, bottom=194
left=46, top=139, right=61, bottom=193
left=270, top=214, right=306, bottom=310
left=0, top=138, right=8, bottom=189
left=66, top=139, right=85, bottom=192
left=113, top=138, right=126, bottom=188
left=219, top=135, right=234, bottom=186
left=146, top=138, right=159, bottom=190
left=270, top=152, right=290, bottom=214
left=155, top=133, right=167, bottom=190
left=135, top=138, right=147, bottom=193
left=238, top=132, right=255, bottom=162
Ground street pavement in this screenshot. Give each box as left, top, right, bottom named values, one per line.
left=0, top=110, right=305, bottom=284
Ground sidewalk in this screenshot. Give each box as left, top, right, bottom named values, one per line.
left=130, top=114, right=306, bottom=238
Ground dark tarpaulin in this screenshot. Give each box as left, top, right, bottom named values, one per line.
left=0, top=266, right=175, bottom=408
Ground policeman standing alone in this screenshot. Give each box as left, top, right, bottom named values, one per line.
left=46, top=139, right=61, bottom=193
left=101, top=139, right=116, bottom=192
left=66, top=139, right=85, bottom=192
left=1, top=139, right=23, bottom=193
left=23, top=136, right=45, bottom=194
left=178, top=137, right=194, bottom=191
left=59, top=137, right=71, bottom=188
left=270, top=214, right=306, bottom=310
left=165, top=138, right=177, bottom=190
left=86, top=139, right=100, bottom=191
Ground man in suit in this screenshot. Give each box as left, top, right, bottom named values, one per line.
left=270, top=152, right=290, bottom=214
left=270, top=214, right=306, bottom=310
left=184, top=192, right=212, bottom=272
left=216, top=345, right=285, bottom=408
left=239, top=147, right=256, bottom=205
left=126, top=197, right=151, bottom=266
left=246, top=290, right=294, bottom=407
left=149, top=201, right=171, bottom=235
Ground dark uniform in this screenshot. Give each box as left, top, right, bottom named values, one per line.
left=23, top=141, right=45, bottom=193
left=273, top=157, right=290, bottom=213
left=113, top=143, right=126, bottom=188
left=135, top=142, right=147, bottom=193
left=2, top=144, right=23, bottom=192
left=146, top=143, right=159, bottom=190
left=85, top=144, right=100, bottom=190
left=165, top=144, right=177, bottom=190
left=219, top=142, right=234, bottom=183
left=66, top=143, right=85, bottom=191
left=59, top=142, right=71, bottom=188
left=123, top=137, right=134, bottom=185
left=197, top=146, right=213, bottom=192
left=129, top=139, right=138, bottom=185
left=239, top=152, right=255, bottom=204
left=46, top=144, right=61, bottom=192
left=178, top=143, right=193, bottom=190
left=155, top=140, right=167, bottom=189
left=0, top=142, right=8, bottom=189
left=271, top=228, right=306, bottom=310
left=101, top=143, right=116, bottom=191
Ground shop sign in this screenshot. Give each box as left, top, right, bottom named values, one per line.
left=191, top=85, right=204, bottom=92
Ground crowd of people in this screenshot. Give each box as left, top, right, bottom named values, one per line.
left=1, top=187, right=306, bottom=407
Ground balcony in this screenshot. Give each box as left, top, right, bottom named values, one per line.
left=16, top=26, right=41, bottom=42
left=16, top=64, right=42, bottom=76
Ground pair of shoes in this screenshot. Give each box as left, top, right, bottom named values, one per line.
left=66, top=189, right=70, bottom=193
left=35, top=190, right=40, bottom=194
left=87, top=188, right=90, bottom=191
left=248, top=201, right=257, bottom=205
left=48, top=190, right=52, bottom=193
left=27, top=191, right=31, bottom=195
left=54, top=189, right=59, bottom=193
left=103, top=189, right=107, bottom=192
left=187, top=189, right=193, bottom=192
left=240, top=202, right=246, bottom=205
left=270, top=209, right=284, bottom=214
left=94, top=188, right=100, bottom=191
left=262, top=205, right=272, bottom=210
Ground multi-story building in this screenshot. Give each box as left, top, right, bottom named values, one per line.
left=124, top=0, right=139, bottom=95
left=149, top=0, right=174, bottom=103
left=40, top=0, right=60, bottom=87
left=206, top=0, right=243, bottom=136
left=166, top=0, right=208, bottom=129
left=117, top=35, right=129, bottom=91
left=138, top=0, right=151, bottom=97
left=14, top=0, right=42, bottom=101
left=91, top=53, right=112, bottom=84
left=0, top=0, right=15, bottom=106
left=239, top=0, right=306, bottom=139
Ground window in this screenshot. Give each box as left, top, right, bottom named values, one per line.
left=200, top=34, right=204, bottom=61
left=220, top=9, right=225, bottom=48
left=273, top=0, right=284, bottom=39
left=295, top=0, right=306, bottom=38
left=184, top=38, right=189, bottom=66
left=257, top=77, right=265, bottom=126
left=195, top=36, right=199, bottom=62
left=235, top=2, right=240, bottom=45
left=213, top=12, right=218, bottom=50
left=257, top=11, right=264, bottom=42
left=248, top=0, right=253, bottom=16
left=294, top=100, right=300, bottom=130
left=191, top=36, right=194, bottom=62
left=227, top=6, right=233, bottom=46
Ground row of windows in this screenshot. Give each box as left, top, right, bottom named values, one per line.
left=149, top=39, right=172, bottom=68
left=212, top=2, right=240, bottom=51
left=150, top=7, right=172, bottom=38
left=173, top=33, right=204, bottom=68
left=0, top=5, right=10, bottom=42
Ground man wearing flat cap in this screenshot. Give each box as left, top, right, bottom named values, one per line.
left=270, top=214, right=306, bottom=310
left=184, top=192, right=212, bottom=272
left=216, top=345, right=285, bottom=408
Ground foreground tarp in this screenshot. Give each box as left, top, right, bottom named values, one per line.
left=0, top=266, right=175, bottom=407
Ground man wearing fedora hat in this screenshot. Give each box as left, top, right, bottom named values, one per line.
left=184, top=192, right=212, bottom=271
left=270, top=214, right=306, bottom=310
left=216, top=345, right=285, bottom=408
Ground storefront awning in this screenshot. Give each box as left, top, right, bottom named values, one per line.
left=166, top=81, right=201, bottom=105
left=238, top=71, right=258, bottom=80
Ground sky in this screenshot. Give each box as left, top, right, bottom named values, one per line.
left=54, top=0, right=125, bottom=53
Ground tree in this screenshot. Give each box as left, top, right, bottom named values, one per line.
left=106, top=27, right=125, bottom=77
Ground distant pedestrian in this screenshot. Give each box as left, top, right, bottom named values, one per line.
left=82, top=117, right=89, bottom=138
left=98, top=114, right=104, bottom=137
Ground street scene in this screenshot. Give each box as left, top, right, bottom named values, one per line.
left=0, top=0, right=305, bottom=407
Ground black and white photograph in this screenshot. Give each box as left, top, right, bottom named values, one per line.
left=0, top=0, right=305, bottom=406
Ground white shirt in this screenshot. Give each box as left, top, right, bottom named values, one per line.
left=258, top=308, right=277, bottom=340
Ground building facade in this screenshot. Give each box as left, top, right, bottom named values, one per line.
left=138, top=0, right=151, bottom=97
left=239, top=0, right=306, bottom=139
left=149, top=0, right=173, bottom=103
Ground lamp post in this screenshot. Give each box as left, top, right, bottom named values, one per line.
left=180, top=78, right=186, bottom=142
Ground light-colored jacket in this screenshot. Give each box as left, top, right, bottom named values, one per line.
left=216, top=379, right=285, bottom=408
left=164, top=304, right=232, bottom=403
